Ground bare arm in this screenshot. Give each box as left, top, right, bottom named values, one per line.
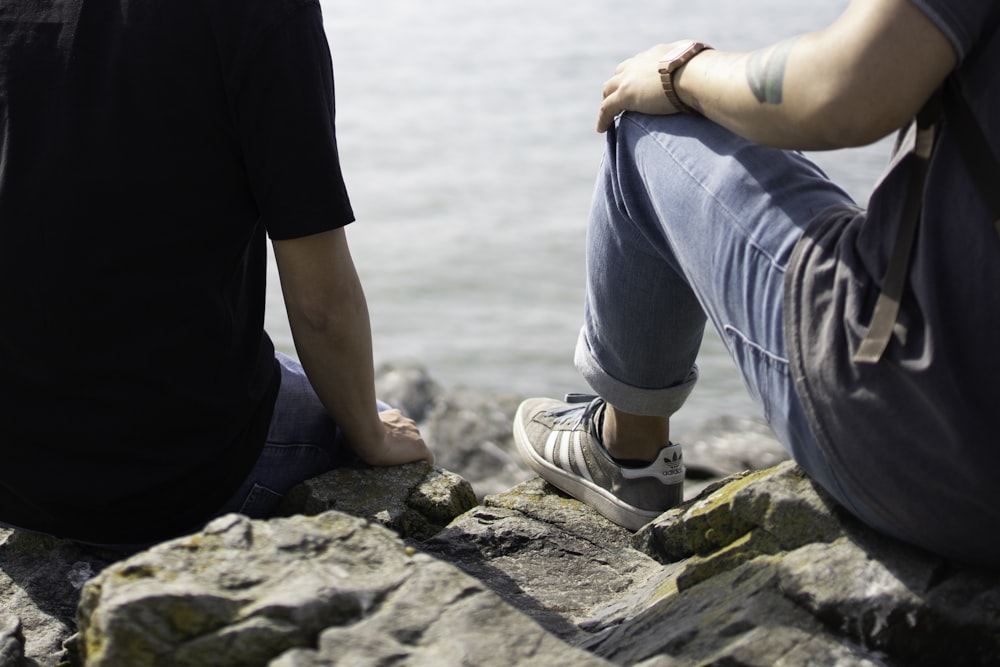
left=272, top=227, right=433, bottom=466
left=597, top=0, right=957, bottom=150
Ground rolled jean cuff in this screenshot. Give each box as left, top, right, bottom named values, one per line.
left=574, top=328, right=698, bottom=418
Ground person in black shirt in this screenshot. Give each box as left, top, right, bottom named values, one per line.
left=0, top=0, right=432, bottom=547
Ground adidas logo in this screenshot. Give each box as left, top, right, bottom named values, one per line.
left=661, top=449, right=683, bottom=479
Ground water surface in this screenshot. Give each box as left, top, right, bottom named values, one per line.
left=266, top=0, right=892, bottom=434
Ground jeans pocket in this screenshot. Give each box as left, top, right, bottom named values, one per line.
left=238, top=483, right=284, bottom=519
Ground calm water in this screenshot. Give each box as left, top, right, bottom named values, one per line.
left=266, top=0, right=893, bottom=434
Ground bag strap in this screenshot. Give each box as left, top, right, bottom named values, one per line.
left=853, top=110, right=937, bottom=364
left=945, top=76, right=1000, bottom=236
left=855, top=76, right=999, bottom=364
left=854, top=12, right=999, bottom=365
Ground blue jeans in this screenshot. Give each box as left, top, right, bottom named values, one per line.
left=577, top=111, right=867, bottom=518
left=211, top=351, right=387, bottom=519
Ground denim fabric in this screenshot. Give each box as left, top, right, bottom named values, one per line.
left=211, top=351, right=385, bottom=519
left=576, top=111, right=867, bottom=515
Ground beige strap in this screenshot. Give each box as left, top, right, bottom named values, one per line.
left=853, top=121, right=936, bottom=365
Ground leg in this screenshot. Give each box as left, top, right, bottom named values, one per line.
left=576, top=119, right=708, bottom=461
left=514, top=111, right=858, bottom=529
left=601, top=406, right=670, bottom=462
left=581, top=111, right=855, bottom=491
left=212, top=352, right=358, bottom=519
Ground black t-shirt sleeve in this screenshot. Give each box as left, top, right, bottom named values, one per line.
left=235, top=3, right=355, bottom=240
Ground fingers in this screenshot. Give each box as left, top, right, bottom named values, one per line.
left=596, top=99, right=620, bottom=133
left=598, top=74, right=622, bottom=132
left=365, top=409, right=435, bottom=466
left=602, top=75, right=617, bottom=100
left=358, top=437, right=433, bottom=466
left=597, top=45, right=682, bottom=132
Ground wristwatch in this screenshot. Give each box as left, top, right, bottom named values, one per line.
left=657, top=41, right=712, bottom=114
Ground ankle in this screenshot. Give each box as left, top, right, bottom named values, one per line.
left=601, top=404, right=670, bottom=463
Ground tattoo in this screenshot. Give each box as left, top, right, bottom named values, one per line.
left=746, top=39, right=797, bottom=105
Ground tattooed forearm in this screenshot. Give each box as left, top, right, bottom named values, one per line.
left=746, top=39, right=797, bottom=104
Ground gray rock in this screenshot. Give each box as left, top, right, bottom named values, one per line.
left=5, top=377, right=1000, bottom=667
left=275, top=461, right=477, bottom=541
left=0, top=529, right=117, bottom=667
left=421, top=477, right=664, bottom=643
left=0, top=611, right=23, bottom=667
left=76, top=512, right=611, bottom=667
left=777, top=537, right=1000, bottom=666
left=0, top=460, right=476, bottom=667
left=583, top=558, right=891, bottom=667
left=455, top=461, right=1000, bottom=667
left=634, top=461, right=843, bottom=576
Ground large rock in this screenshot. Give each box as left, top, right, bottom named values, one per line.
left=75, top=512, right=611, bottom=667
left=4, top=373, right=999, bottom=667
left=0, top=611, right=24, bottom=667
left=422, top=476, right=662, bottom=643
left=0, top=529, right=119, bottom=667
left=419, top=461, right=1000, bottom=667
left=275, top=461, right=477, bottom=541
left=0, top=461, right=477, bottom=667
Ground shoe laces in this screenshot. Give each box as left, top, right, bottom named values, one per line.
left=548, top=395, right=604, bottom=436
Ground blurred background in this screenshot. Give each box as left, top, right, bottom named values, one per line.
left=265, top=0, right=893, bottom=436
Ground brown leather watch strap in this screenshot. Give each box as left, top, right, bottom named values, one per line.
left=658, top=42, right=712, bottom=114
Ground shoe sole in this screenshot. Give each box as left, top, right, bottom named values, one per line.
left=512, top=401, right=664, bottom=531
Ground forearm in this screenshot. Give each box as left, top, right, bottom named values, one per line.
left=677, top=29, right=919, bottom=150
left=284, top=272, right=387, bottom=458
left=598, top=0, right=956, bottom=151
left=675, top=38, right=858, bottom=150
left=273, top=228, right=432, bottom=467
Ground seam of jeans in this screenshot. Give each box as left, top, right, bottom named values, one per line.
left=723, top=324, right=789, bottom=366
left=260, top=441, right=334, bottom=450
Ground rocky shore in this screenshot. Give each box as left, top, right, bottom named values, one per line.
left=2, top=364, right=998, bottom=666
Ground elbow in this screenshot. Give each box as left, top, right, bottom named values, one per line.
left=284, top=277, right=369, bottom=338
left=290, top=295, right=365, bottom=336
left=812, top=121, right=892, bottom=151
left=292, top=301, right=342, bottom=334
left=818, top=113, right=899, bottom=150
left=800, top=84, right=908, bottom=149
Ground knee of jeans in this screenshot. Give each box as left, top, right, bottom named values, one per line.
left=237, top=483, right=284, bottom=519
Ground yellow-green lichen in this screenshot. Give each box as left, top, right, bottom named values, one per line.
left=676, top=528, right=782, bottom=591
left=114, top=563, right=161, bottom=582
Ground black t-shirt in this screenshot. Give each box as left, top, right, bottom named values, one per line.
left=0, top=0, right=354, bottom=543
